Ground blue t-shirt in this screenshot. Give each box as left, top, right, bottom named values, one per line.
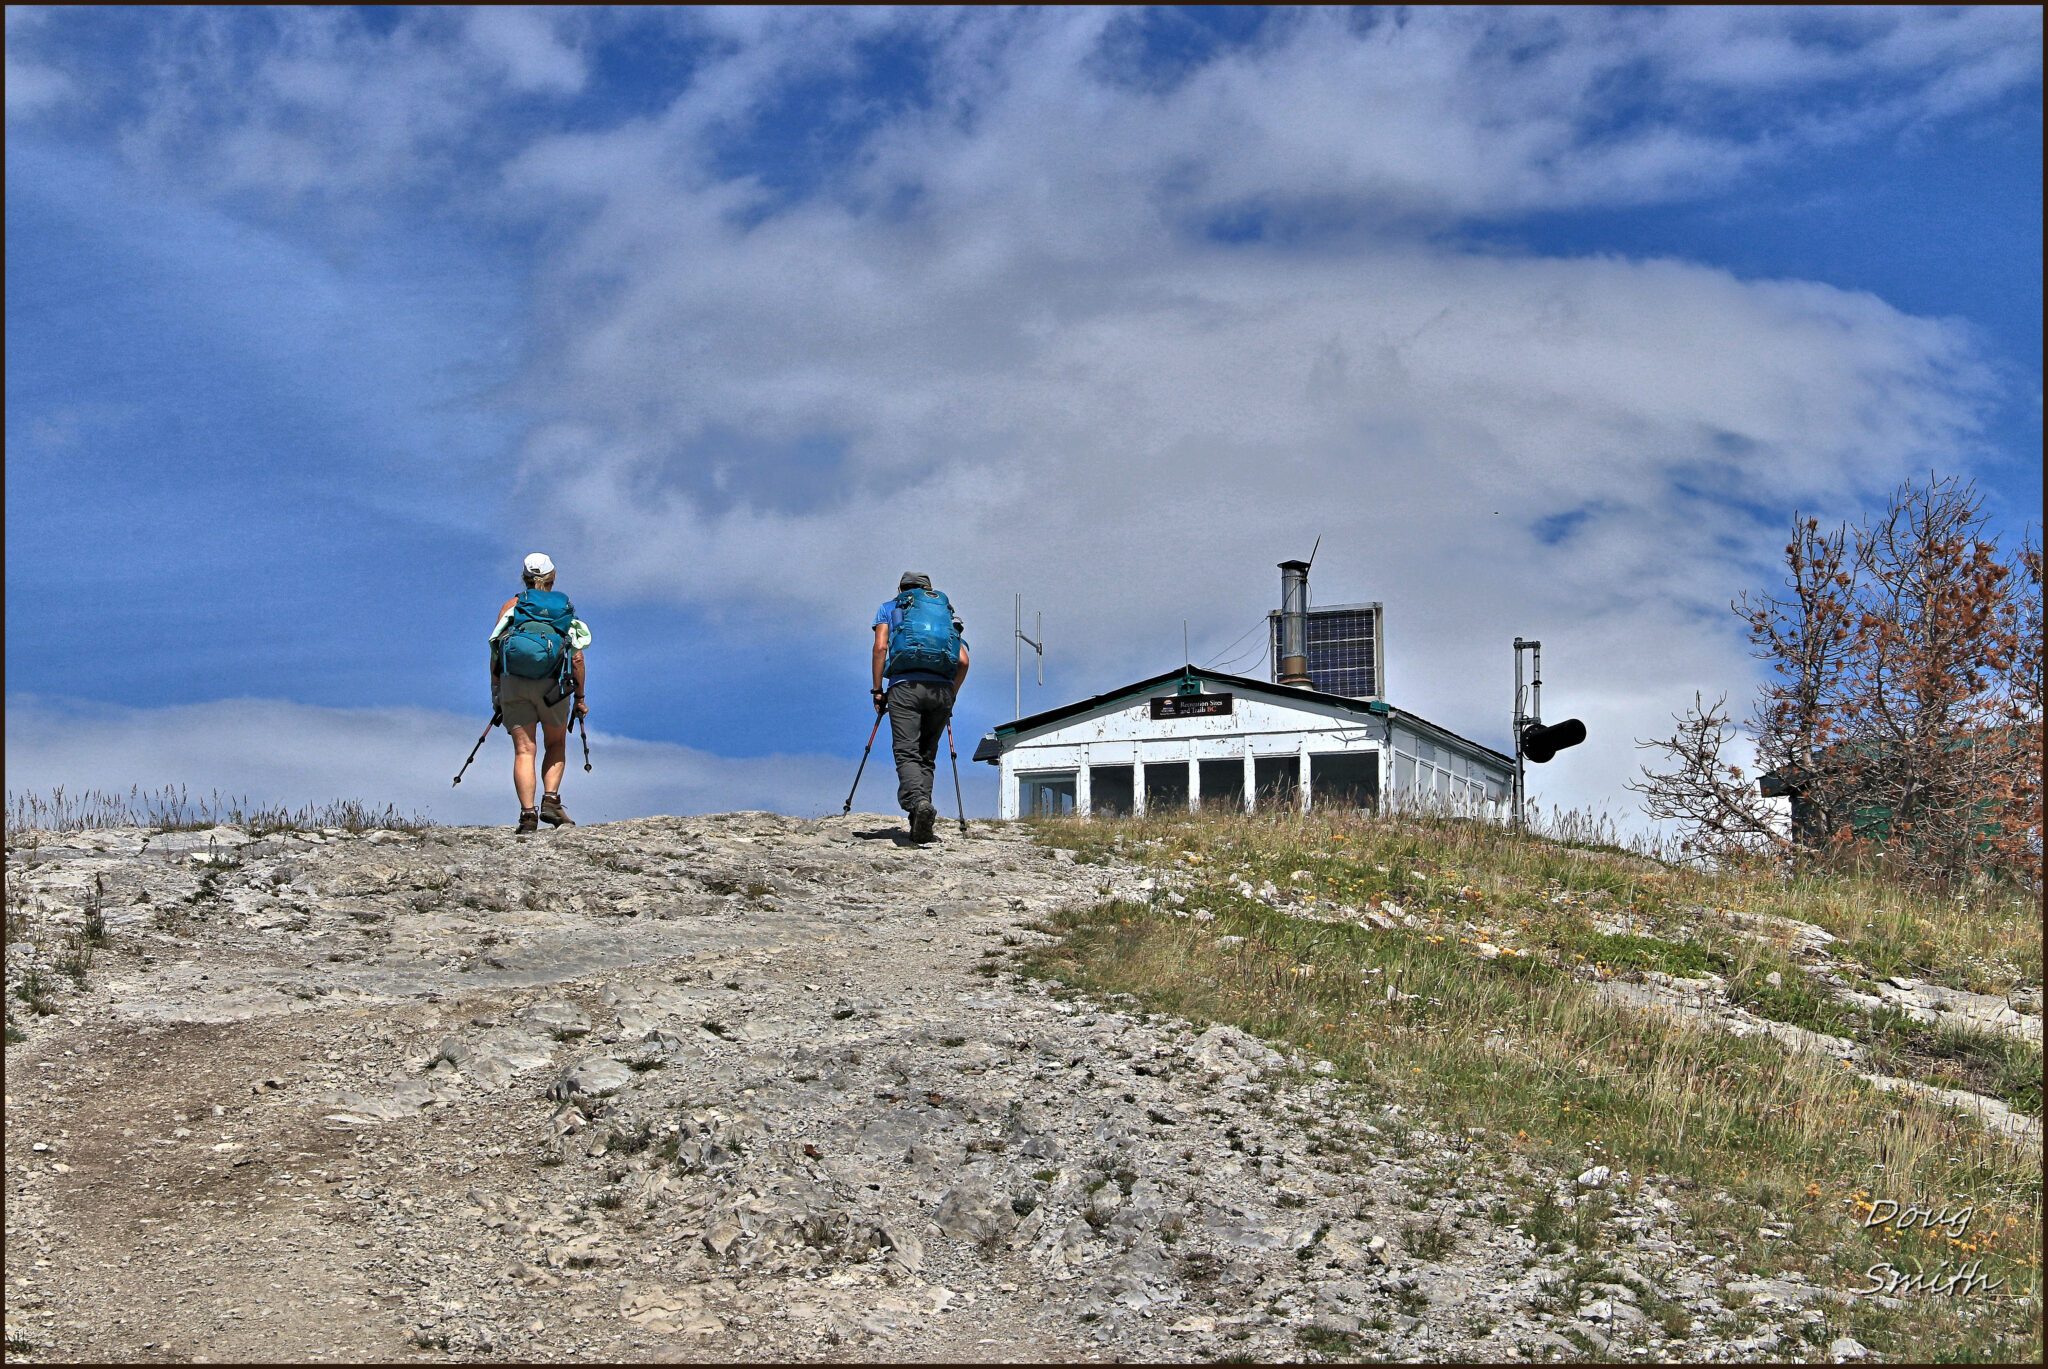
left=874, top=595, right=966, bottom=689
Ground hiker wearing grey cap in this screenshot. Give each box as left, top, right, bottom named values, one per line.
left=489, top=553, right=592, bottom=835
left=871, top=572, right=969, bottom=842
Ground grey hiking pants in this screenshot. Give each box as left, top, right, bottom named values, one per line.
left=886, top=680, right=955, bottom=814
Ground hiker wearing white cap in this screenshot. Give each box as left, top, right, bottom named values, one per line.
left=871, top=572, right=969, bottom=842
left=489, top=553, right=591, bottom=835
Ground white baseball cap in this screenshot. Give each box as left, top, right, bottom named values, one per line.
left=523, top=552, right=555, bottom=577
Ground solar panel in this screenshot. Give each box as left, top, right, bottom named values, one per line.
left=1270, top=605, right=1382, bottom=698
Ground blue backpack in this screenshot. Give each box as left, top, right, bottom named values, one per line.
left=498, top=589, right=576, bottom=683
left=885, top=588, right=962, bottom=678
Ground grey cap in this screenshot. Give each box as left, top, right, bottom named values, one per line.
left=898, top=571, right=933, bottom=590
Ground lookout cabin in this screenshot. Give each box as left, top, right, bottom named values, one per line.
left=973, top=559, right=1514, bottom=820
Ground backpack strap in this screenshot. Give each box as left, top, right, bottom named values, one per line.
left=497, top=591, right=533, bottom=670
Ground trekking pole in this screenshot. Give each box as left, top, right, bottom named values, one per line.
left=946, top=723, right=968, bottom=834
left=579, top=713, right=592, bottom=772
left=452, top=711, right=501, bottom=787
left=843, top=712, right=884, bottom=815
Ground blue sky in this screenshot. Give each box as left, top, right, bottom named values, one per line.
left=6, top=7, right=2041, bottom=827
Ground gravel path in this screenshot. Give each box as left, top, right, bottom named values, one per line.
left=6, top=814, right=1838, bottom=1361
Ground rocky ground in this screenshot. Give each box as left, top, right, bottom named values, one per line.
left=6, top=814, right=1896, bottom=1362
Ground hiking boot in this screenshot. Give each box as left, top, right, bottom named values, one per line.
left=539, top=792, right=575, bottom=827
left=909, top=801, right=937, bottom=843
left=516, top=808, right=540, bottom=835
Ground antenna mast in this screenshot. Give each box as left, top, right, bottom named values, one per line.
left=1015, top=594, right=1044, bottom=719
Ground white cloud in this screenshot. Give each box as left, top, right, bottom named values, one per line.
left=5, top=7, right=75, bottom=115
left=462, top=7, right=586, bottom=96
left=4, top=56, right=72, bottom=114
left=497, top=192, right=1991, bottom=818
left=1, top=696, right=951, bottom=827
left=14, top=9, right=2037, bottom=208
left=32, top=8, right=596, bottom=201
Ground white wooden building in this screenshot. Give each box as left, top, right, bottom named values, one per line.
left=973, top=665, right=1514, bottom=820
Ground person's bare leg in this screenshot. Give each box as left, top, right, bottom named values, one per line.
left=511, top=724, right=539, bottom=810
left=541, top=724, right=569, bottom=796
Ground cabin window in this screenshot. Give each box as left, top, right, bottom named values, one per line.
left=1018, top=770, right=1078, bottom=817
left=1144, top=762, right=1190, bottom=813
left=1253, top=756, right=1300, bottom=810
left=1309, top=751, right=1378, bottom=811
left=1089, top=764, right=1135, bottom=817
left=1198, top=758, right=1245, bottom=812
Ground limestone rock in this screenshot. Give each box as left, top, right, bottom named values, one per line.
left=516, top=1001, right=593, bottom=1038
left=549, top=1056, right=633, bottom=1100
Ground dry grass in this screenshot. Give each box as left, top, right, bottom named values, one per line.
left=1742, top=870, right=2039, bottom=999
left=4, top=785, right=428, bottom=843
left=1021, top=807, right=2042, bottom=1363
left=1065, top=799, right=2038, bottom=998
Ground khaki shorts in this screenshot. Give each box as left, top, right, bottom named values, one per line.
left=498, top=672, right=572, bottom=730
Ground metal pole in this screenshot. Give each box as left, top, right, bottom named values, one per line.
left=843, top=713, right=884, bottom=815
left=1511, top=638, right=1542, bottom=832
left=452, top=711, right=500, bottom=787
left=1512, top=643, right=1523, bottom=831
left=1014, top=596, right=1042, bottom=717
left=946, top=723, right=968, bottom=834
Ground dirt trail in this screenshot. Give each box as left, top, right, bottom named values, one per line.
left=6, top=814, right=1833, bottom=1361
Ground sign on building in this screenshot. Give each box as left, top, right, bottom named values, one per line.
left=1150, top=693, right=1234, bottom=720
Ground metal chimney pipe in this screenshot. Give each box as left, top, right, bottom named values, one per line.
left=1277, top=559, right=1311, bottom=686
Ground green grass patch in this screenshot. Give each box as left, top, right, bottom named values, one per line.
left=1728, top=967, right=2044, bottom=1115
left=1868, top=1023, right=2044, bottom=1117
left=1295, top=1323, right=1366, bottom=1359
left=1577, top=930, right=1725, bottom=977
left=1729, top=964, right=1875, bottom=1039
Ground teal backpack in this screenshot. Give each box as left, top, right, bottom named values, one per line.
left=885, top=588, right=962, bottom=678
left=498, top=589, right=576, bottom=684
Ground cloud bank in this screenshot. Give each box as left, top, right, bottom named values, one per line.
left=1, top=697, right=917, bottom=828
